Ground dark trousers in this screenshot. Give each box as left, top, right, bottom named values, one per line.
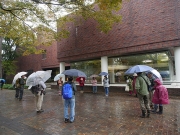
left=15, top=87, right=24, bottom=99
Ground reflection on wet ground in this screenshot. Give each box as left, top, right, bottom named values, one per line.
left=0, top=89, right=180, bottom=135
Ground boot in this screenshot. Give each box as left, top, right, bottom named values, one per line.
left=147, top=110, right=150, bottom=118
left=157, top=106, right=163, bottom=114
left=151, top=105, right=158, bottom=113
left=140, top=110, right=146, bottom=118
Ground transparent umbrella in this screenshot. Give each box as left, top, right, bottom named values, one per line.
left=12, top=72, right=27, bottom=85
left=26, top=70, right=52, bottom=87
left=54, top=74, right=64, bottom=81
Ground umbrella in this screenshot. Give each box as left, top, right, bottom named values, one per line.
left=61, top=69, right=87, bottom=78
left=99, top=72, right=109, bottom=76
left=0, top=79, right=5, bottom=83
left=125, top=65, right=154, bottom=74
left=76, top=77, right=85, bottom=82
left=146, top=69, right=163, bottom=82
left=89, top=74, right=99, bottom=78
left=12, top=71, right=27, bottom=85
left=54, top=74, right=64, bottom=81
left=26, top=70, right=52, bottom=86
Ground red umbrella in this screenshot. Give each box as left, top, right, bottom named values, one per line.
left=76, top=77, right=85, bottom=82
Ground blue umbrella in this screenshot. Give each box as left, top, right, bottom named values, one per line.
left=0, top=79, right=5, bottom=83
left=99, top=72, right=109, bottom=76
left=61, top=69, right=87, bottom=78
left=125, top=65, right=154, bottom=74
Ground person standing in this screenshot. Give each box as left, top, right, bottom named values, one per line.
left=35, top=80, right=46, bottom=113
left=103, top=75, right=109, bottom=96
left=62, top=76, right=77, bottom=123
left=91, top=77, right=97, bottom=93
left=79, top=77, right=85, bottom=93
left=57, top=77, right=63, bottom=96
left=15, top=75, right=26, bottom=101
left=127, top=76, right=133, bottom=96
left=132, top=73, right=138, bottom=97
left=147, top=72, right=156, bottom=109
left=135, top=72, right=151, bottom=118
left=152, top=79, right=169, bottom=114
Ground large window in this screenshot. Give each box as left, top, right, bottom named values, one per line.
left=70, top=59, right=101, bottom=83
left=108, top=52, right=170, bottom=83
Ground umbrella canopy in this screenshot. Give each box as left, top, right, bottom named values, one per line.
left=12, top=72, right=27, bottom=85
left=146, top=69, right=163, bottom=82
left=125, top=65, right=154, bottom=74
left=26, top=70, right=52, bottom=86
left=54, top=74, right=64, bottom=81
left=76, top=77, right=85, bottom=82
left=0, top=79, right=5, bottom=83
left=89, top=74, right=99, bottom=78
left=61, top=69, right=87, bottom=78
left=99, top=72, right=109, bottom=76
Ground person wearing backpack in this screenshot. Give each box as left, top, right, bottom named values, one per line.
left=35, top=80, right=46, bottom=113
left=15, top=75, right=26, bottom=101
left=62, top=76, right=77, bottom=123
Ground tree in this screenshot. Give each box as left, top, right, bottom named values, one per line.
left=0, top=0, right=123, bottom=76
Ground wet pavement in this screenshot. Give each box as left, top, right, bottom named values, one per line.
left=0, top=89, right=180, bottom=135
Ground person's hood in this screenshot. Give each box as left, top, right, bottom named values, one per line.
left=154, top=79, right=162, bottom=86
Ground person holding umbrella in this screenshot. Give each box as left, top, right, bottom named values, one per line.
left=62, top=76, right=77, bottom=123
left=103, top=75, right=110, bottom=96
left=0, top=79, right=5, bottom=90
left=135, top=72, right=151, bottom=118
left=15, top=75, right=26, bottom=101
left=57, top=77, right=63, bottom=96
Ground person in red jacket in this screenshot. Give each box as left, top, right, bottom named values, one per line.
left=152, top=79, right=169, bottom=114
left=79, top=77, right=85, bottom=93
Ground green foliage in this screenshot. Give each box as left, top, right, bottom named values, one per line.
left=2, top=60, right=17, bottom=75
left=3, top=84, right=28, bottom=90
left=3, top=84, right=15, bottom=90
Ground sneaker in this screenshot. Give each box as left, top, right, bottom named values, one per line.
left=37, top=111, right=41, bottom=113
left=64, top=118, right=69, bottom=123
left=70, top=121, right=74, bottom=123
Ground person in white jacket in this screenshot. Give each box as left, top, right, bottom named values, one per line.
left=103, top=75, right=109, bottom=96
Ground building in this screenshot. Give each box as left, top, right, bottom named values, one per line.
left=17, top=0, right=180, bottom=95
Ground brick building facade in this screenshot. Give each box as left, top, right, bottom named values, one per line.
left=16, top=0, right=180, bottom=95
left=57, top=0, right=180, bottom=62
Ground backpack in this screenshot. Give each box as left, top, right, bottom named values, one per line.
left=62, top=83, right=73, bottom=99
left=19, top=78, right=25, bottom=85
left=15, top=78, right=20, bottom=88
left=30, top=85, right=42, bottom=94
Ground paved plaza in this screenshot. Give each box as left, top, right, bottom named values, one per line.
left=0, top=89, right=180, bottom=135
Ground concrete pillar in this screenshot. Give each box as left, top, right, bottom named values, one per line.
left=60, top=62, right=65, bottom=82
left=174, top=47, right=180, bottom=81
left=101, top=56, right=108, bottom=84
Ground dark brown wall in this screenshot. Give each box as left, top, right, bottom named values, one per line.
left=57, top=0, right=180, bottom=62
left=17, top=41, right=59, bottom=72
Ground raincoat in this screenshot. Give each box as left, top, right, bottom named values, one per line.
left=152, top=79, right=169, bottom=104
left=135, top=73, right=150, bottom=95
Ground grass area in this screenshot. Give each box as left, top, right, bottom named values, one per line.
left=3, top=84, right=28, bottom=90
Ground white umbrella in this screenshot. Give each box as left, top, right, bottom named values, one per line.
left=26, top=70, right=52, bottom=86
left=54, top=74, right=64, bottom=81
left=12, top=72, right=27, bottom=85
left=150, top=69, right=163, bottom=82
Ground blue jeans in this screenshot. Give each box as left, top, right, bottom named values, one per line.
left=64, top=98, right=75, bottom=122
left=92, top=86, right=97, bottom=93
left=104, top=87, right=109, bottom=95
